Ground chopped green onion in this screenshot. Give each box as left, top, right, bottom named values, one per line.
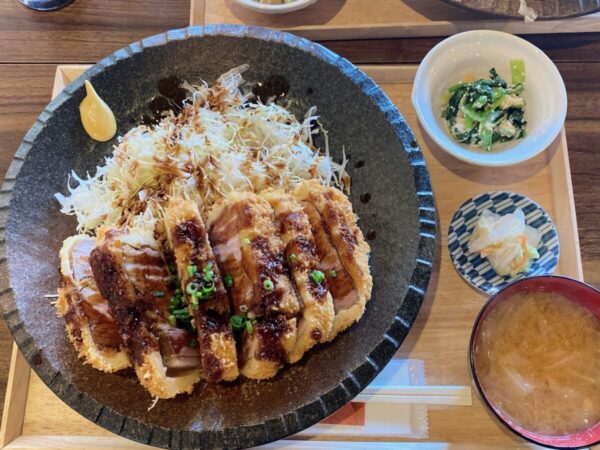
left=230, top=315, right=245, bottom=331
left=289, top=253, right=297, bottom=261
left=190, top=295, right=199, bottom=308
left=203, top=262, right=213, bottom=272
left=203, top=270, right=214, bottom=282
left=172, top=308, right=190, bottom=318
left=169, top=296, right=182, bottom=310
left=196, top=290, right=209, bottom=300
left=311, top=270, right=325, bottom=284
left=167, top=315, right=177, bottom=327
left=330, top=270, right=337, bottom=278
left=174, top=288, right=182, bottom=295
left=263, top=279, right=274, bottom=291
left=187, top=265, right=198, bottom=277
left=153, top=291, right=165, bottom=297
left=186, top=282, right=200, bottom=295
left=188, top=338, right=198, bottom=348
left=245, top=320, right=253, bottom=335
left=243, top=238, right=251, bottom=245
left=224, top=274, right=234, bottom=288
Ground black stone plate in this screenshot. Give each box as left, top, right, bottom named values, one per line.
left=441, top=0, right=600, bottom=19
left=0, top=25, right=436, bottom=450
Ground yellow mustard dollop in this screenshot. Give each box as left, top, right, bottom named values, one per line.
left=79, top=80, right=117, bottom=142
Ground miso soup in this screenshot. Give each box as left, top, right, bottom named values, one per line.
left=475, top=291, right=600, bottom=436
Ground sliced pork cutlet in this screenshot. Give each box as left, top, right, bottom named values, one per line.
left=263, top=190, right=334, bottom=363
left=237, top=315, right=297, bottom=380
left=293, top=180, right=372, bottom=341
left=207, top=191, right=300, bottom=319
left=90, top=227, right=201, bottom=399
left=208, top=192, right=301, bottom=379
left=164, top=198, right=238, bottom=382
left=57, top=235, right=130, bottom=373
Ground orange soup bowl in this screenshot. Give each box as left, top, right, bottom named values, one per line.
left=469, top=275, right=600, bottom=449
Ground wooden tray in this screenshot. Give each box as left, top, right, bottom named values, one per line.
left=0, top=63, right=583, bottom=450
left=194, top=0, right=600, bottom=40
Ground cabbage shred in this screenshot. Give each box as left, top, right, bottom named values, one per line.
left=55, top=66, right=349, bottom=234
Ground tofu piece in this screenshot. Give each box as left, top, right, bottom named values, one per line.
left=263, top=191, right=334, bottom=363
left=293, top=180, right=372, bottom=340
left=57, top=235, right=130, bottom=373
left=164, top=198, right=238, bottom=382
left=239, top=315, right=297, bottom=380
left=208, top=191, right=300, bottom=319
left=90, top=227, right=201, bottom=399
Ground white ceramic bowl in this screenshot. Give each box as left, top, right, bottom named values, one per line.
left=231, top=0, right=317, bottom=14
left=412, top=30, right=567, bottom=167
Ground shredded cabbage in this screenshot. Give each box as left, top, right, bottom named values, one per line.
left=468, top=208, right=542, bottom=276
left=55, top=66, right=349, bottom=234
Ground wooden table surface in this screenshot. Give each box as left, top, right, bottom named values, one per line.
left=0, top=0, right=599, bottom=436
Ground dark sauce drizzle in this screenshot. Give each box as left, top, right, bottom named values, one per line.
left=252, top=74, right=290, bottom=103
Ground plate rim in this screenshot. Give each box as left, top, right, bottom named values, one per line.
left=0, top=24, right=437, bottom=449
left=439, top=0, right=600, bottom=20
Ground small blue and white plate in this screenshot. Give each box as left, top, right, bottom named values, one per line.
left=448, top=191, right=559, bottom=295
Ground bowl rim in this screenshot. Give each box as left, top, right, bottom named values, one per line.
left=230, top=0, right=317, bottom=13
left=468, top=274, right=600, bottom=449
left=411, top=29, right=568, bottom=167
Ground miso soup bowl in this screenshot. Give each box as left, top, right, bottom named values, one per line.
left=469, top=275, right=600, bottom=449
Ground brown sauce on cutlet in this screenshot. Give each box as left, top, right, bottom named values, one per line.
left=62, top=290, right=84, bottom=344
left=286, top=236, right=328, bottom=302
left=339, top=225, right=359, bottom=253
left=202, top=352, right=224, bottom=382
left=90, top=243, right=159, bottom=364
left=256, top=316, right=290, bottom=362
left=249, top=236, right=287, bottom=313
left=279, top=211, right=307, bottom=235
left=197, top=314, right=229, bottom=381
left=175, top=219, right=205, bottom=250
left=176, top=219, right=230, bottom=315
left=69, top=238, right=122, bottom=350
left=302, top=202, right=358, bottom=312
left=286, top=235, right=317, bottom=270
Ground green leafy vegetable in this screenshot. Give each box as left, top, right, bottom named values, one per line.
left=442, top=62, right=527, bottom=151
left=510, top=59, right=525, bottom=85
